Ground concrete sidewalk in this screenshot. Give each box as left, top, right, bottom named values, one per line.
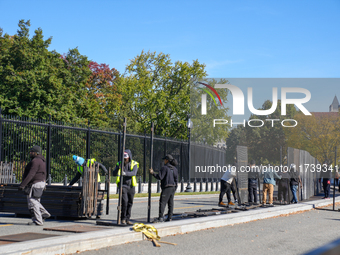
left=0, top=196, right=339, bottom=255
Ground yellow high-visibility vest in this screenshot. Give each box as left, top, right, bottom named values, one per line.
left=116, top=160, right=139, bottom=187
left=77, top=158, right=101, bottom=181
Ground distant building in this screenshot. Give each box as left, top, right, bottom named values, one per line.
left=329, top=96, right=340, bottom=112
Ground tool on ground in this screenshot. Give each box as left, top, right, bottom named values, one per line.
left=132, top=223, right=177, bottom=247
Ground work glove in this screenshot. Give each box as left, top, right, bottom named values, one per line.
left=122, top=171, right=126, bottom=176
left=149, top=168, right=154, bottom=174
left=18, top=186, right=24, bottom=191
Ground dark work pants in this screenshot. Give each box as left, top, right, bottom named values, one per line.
left=159, top=186, right=176, bottom=219
left=323, top=179, right=330, bottom=198
left=231, top=181, right=237, bottom=201
left=121, top=186, right=135, bottom=221
left=278, top=181, right=289, bottom=202
left=219, top=180, right=232, bottom=203
left=248, top=184, right=257, bottom=203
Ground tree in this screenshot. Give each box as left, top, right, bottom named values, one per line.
left=117, top=50, right=207, bottom=139
left=0, top=20, right=121, bottom=128
left=285, top=113, right=340, bottom=164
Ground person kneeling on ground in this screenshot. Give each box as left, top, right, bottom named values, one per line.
left=149, top=154, right=178, bottom=223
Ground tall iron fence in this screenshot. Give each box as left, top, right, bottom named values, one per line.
left=0, top=113, right=226, bottom=184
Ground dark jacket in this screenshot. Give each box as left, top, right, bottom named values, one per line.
left=248, top=166, right=259, bottom=185
left=290, top=170, right=301, bottom=186
left=19, top=154, right=46, bottom=188
left=153, top=163, right=178, bottom=189
left=112, top=149, right=138, bottom=187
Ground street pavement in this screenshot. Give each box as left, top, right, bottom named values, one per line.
left=75, top=204, right=340, bottom=255
left=0, top=193, right=340, bottom=254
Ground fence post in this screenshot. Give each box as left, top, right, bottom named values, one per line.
left=215, top=178, right=219, bottom=191
left=138, top=176, right=142, bottom=193
left=48, top=174, right=52, bottom=185
left=0, top=108, right=2, bottom=162
left=157, top=180, right=160, bottom=193
left=46, top=115, right=52, bottom=179
left=210, top=178, right=214, bottom=191
left=200, top=178, right=203, bottom=192
left=205, top=178, right=209, bottom=192
left=63, top=174, right=68, bottom=186
left=143, top=129, right=146, bottom=183
left=79, top=176, right=82, bottom=187
left=86, top=120, right=91, bottom=160
left=194, top=178, right=197, bottom=192
left=181, top=177, right=184, bottom=192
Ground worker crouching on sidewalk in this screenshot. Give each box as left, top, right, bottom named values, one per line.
left=112, top=149, right=139, bottom=225
left=149, top=154, right=178, bottom=223
left=18, top=145, right=50, bottom=226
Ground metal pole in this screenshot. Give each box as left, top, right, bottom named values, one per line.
left=185, top=127, right=192, bottom=192
left=280, top=146, right=282, bottom=166
left=333, top=146, right=337, bottom=211
left=143, top=129, right=146, bottom=183
left=86, top=120, right=91, bottom=160
left=117, top=118, right=127, bottom=225
left=147, top=122, right=154, bottom=223
left=46, top=115, right=51, bottom=179
left=0, top=108, right=2, bottom=162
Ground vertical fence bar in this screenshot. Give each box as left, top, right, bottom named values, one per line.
left=0, top=108, right=3, bottom=163
left=143, top=130, right=146, bottom=183
left=86, top=120, right=91, bottom=160
left=46, top=116, right=51, bottom=178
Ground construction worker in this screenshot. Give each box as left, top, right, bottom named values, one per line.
left=149, top=154, right=178, bottom=222
left=69, top=156, right=107, bottom=217
left=112, top=149, right=138, bottom=225
left=219, top=165, right=237, bottom=206
left=18, top=145, right=50, bottom=225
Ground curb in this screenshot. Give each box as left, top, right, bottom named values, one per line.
left=1, top=197, right=339, bottom=255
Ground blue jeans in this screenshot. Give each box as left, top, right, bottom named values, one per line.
left=290, top=185, right=298, bottom=203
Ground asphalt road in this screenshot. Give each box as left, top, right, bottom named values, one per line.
left=74, top=204, right=340, bottom=255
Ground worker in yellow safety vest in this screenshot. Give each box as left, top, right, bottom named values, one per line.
left=112, top=149, right=139, bottom=225
left=69, top=156, right=101, bottom=186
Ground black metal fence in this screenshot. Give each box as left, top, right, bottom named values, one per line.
left=0, top=111, right=227, bottom=184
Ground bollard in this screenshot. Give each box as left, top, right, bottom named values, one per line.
left=79, top=176, right=82, bottom=187
left=157, top=180, right=160, bottom=193
left=205, top=178, right=209, bottom=192
left=138, top=176, right=142, bottom=193
left=194, top=178, right=197, bottom=192
left=181, top=177, right=184, bottom=192
left=48, top=174, right=52, bottom=185
left=63, top=174, right=68, bottom=186
left=200, top=178, right=203, bottom=192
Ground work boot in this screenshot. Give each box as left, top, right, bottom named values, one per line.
left=228, top=201, right=235, bottom=206
left=127, top=220, right=133, bottom=225
left=165, top=217, right=172, bottom=222
left=121, top=220, right=127, bottom=225
left=219, top=202, right=226, bottom=206
left=153, top=217, right=164, bottom=223
left=42, top=213, right=51, bottom=221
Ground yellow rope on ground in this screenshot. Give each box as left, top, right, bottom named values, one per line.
left=132, top=223, right=161, bottom=240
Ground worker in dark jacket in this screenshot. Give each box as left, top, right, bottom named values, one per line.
left=149, top=154, right=178, bottom=222
left=289, top=164, right=302, bottom=203
left=112, top=149, right=138, bottom=225
left=319, top=161, right=331, bottom=199
left=247, top=160, right=259, bottom=204
left=19, top=146, right=50, bottom=225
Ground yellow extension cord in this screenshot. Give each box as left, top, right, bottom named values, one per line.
left=132, top=223, right=161, bottom=240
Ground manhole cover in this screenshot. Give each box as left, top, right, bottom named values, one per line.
left=0, top=232, right=59, bottom=242
left=44, top=225, right=110, bottom=233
